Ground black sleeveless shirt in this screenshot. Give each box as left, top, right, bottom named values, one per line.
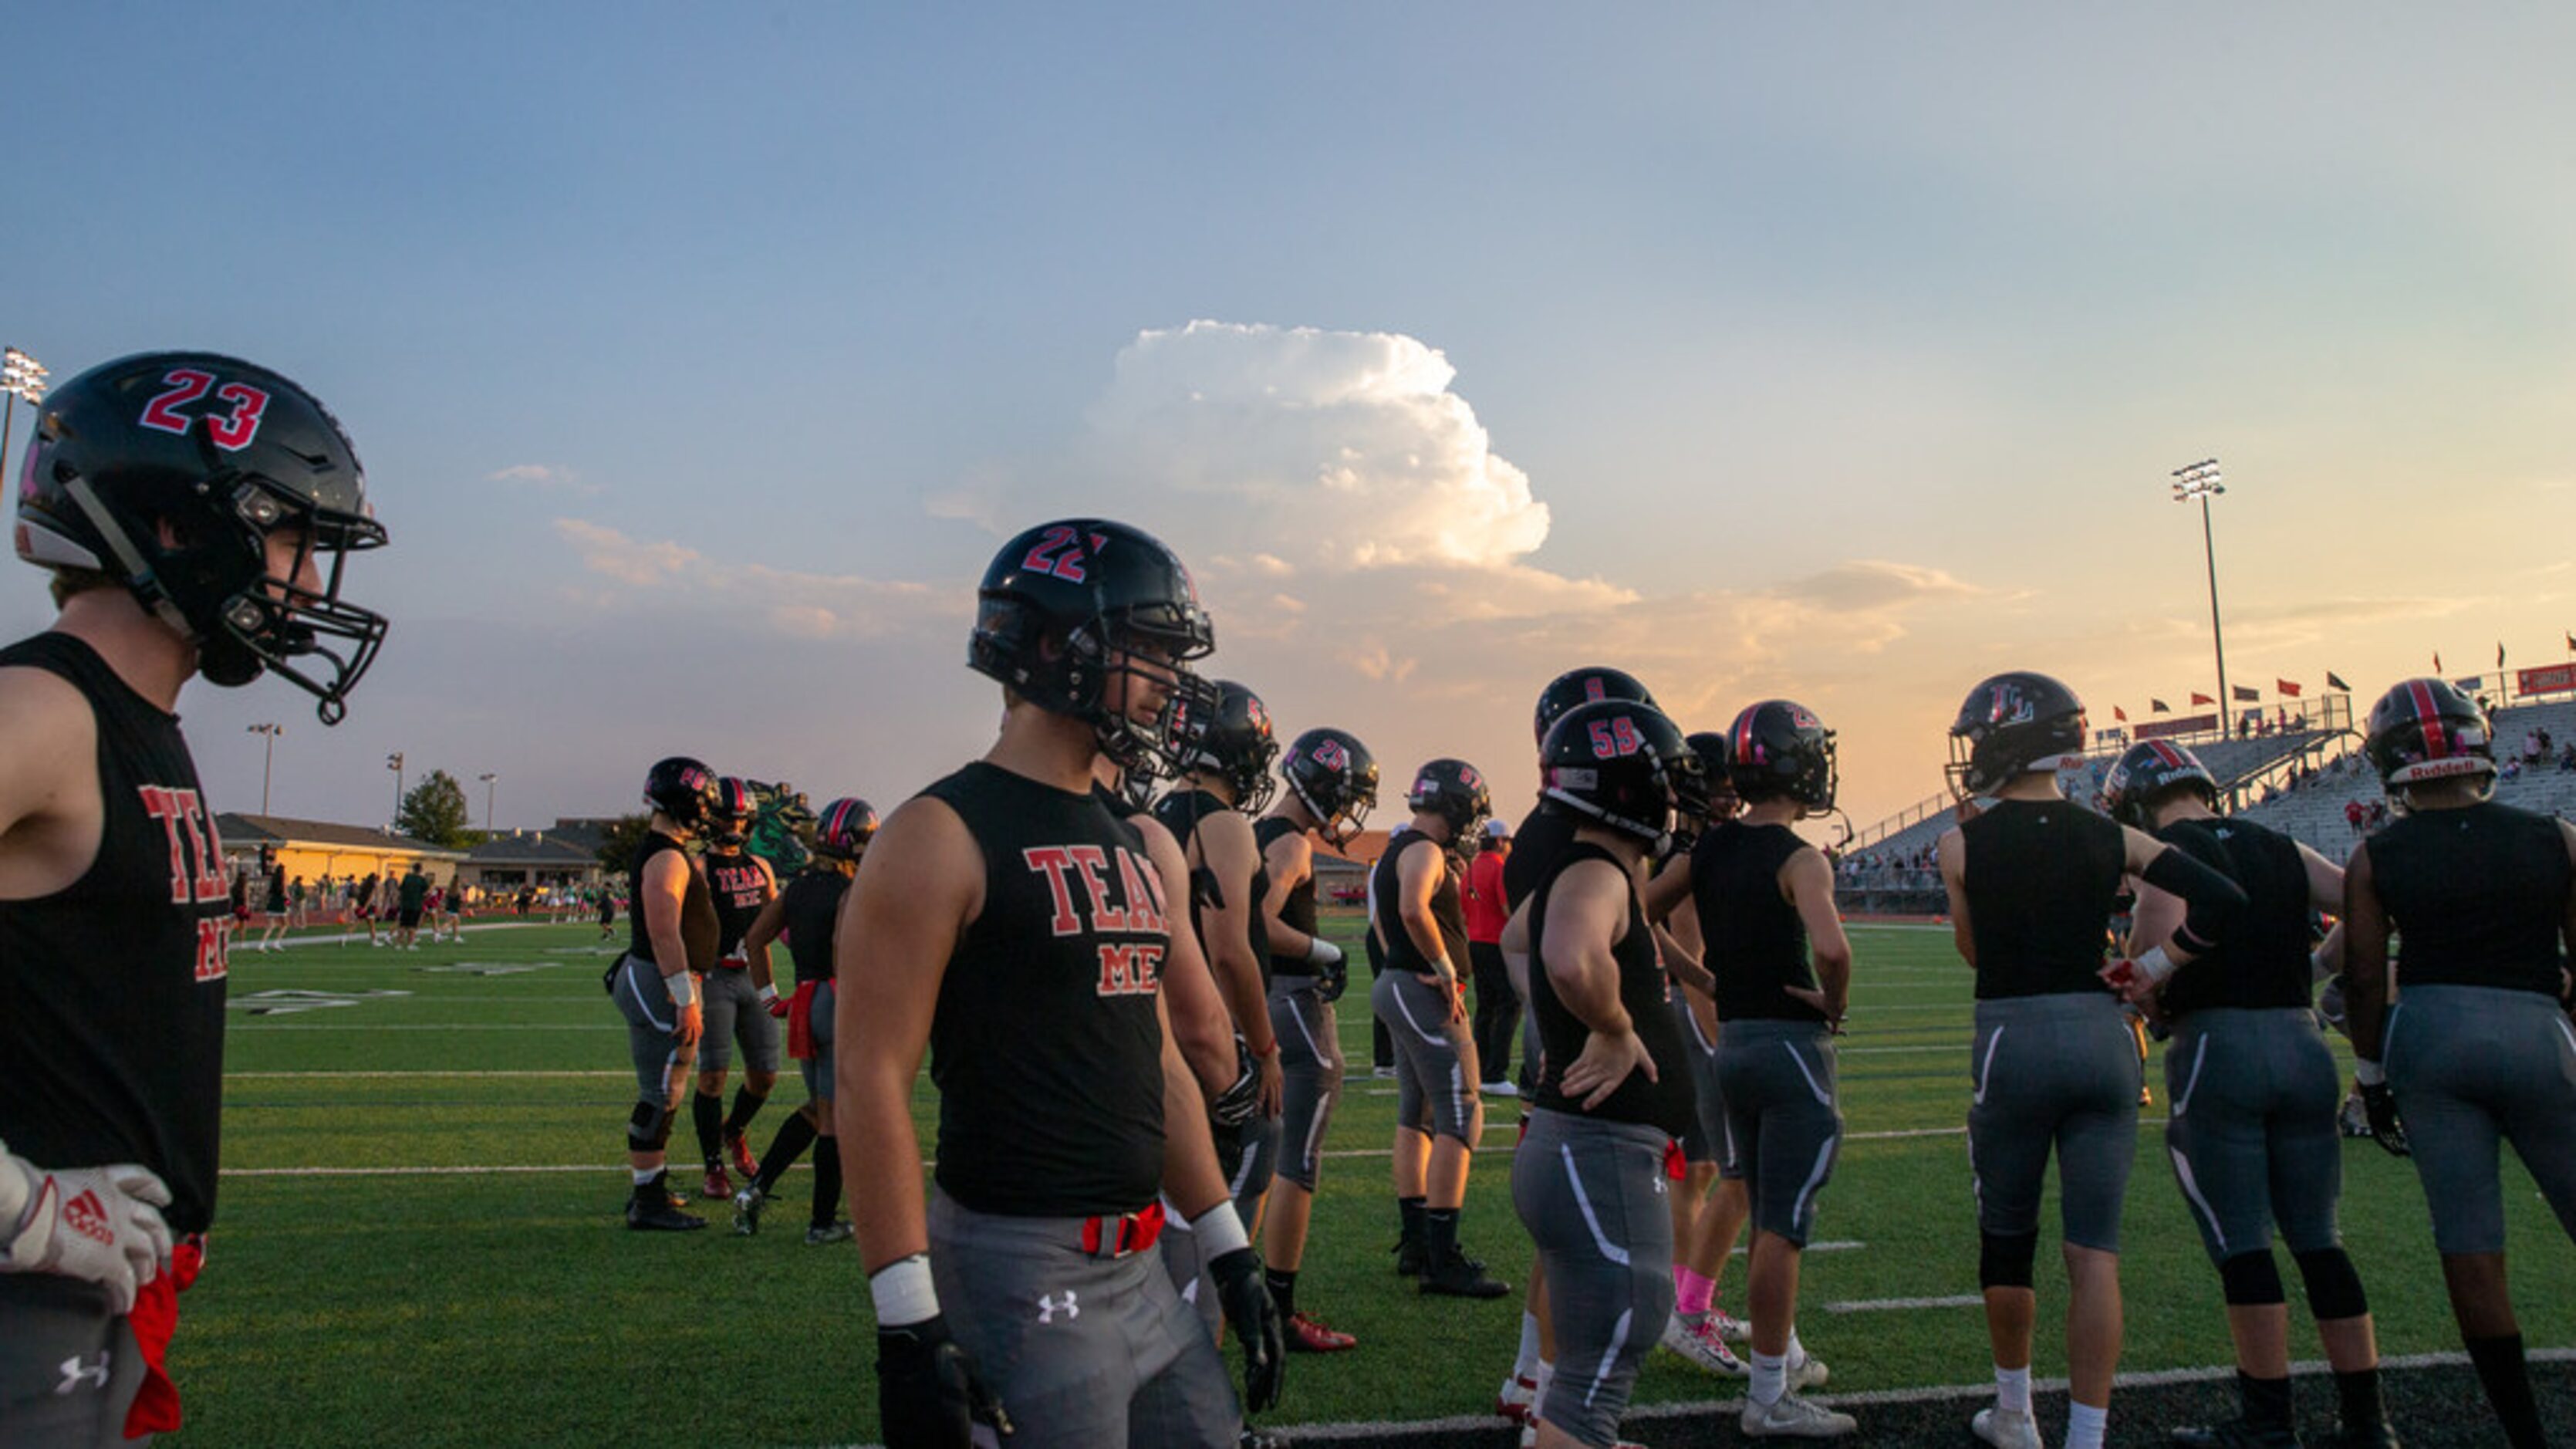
left=925, top=762, right=1170, bottom=1215
left=702, top=848, right=771, bottom=962
left=778, top=866, right=849, bottom=987
left=628, top=830, right=719, bottom=971
left=2365, top=801, right=2572, bottom=996
left=1504, top=802, right=1576, bottom=911
left=1693, top=820, right=1829, bottom=1025
left=2156, top=816, right=2315, bottom=1015
left=1254, top=815, right=1318, bottom=976
left=0, top=633, right=231, bottom=1234
left=1371, top=827, right=1468, bottom=973
left=1153, top=788, right=1272, bottom=986
left=1960, top=799, right=2129, bottom=1000
left=1528, top=842, right=1694, bottom=1134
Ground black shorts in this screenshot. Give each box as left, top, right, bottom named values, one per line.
left=398, top=908, right=424, bottom=929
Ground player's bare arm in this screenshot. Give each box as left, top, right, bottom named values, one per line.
left=1136, top=811, right=1236, bottom=1100
left=1197, top=808, right=1282, bottom=1110
left=835, top=794, right=982, bottom=1274
left=1781, top=846, right=1851, bottom=1025
left=1936, top=827, right=1975, bottom=967
left=0, top=667, right=102, bottom=900
left=2340, top=842, right=2391, bottom=1065
left=1546, top=857, right=1655, bottom=1109
left=1395, top=838, right=1450, bottom=980
left=1259, top=827, right=1316, bottom=954
left=741, top=893, right=788, bottom=998
left=640, top=847, right=701, bottom=1046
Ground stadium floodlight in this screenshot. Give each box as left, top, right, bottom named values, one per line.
left=478, top=772, right=498, bottom=832
left=2169, top=458, right=2230, bottom=736
left=387, top=751, right=406, bottom=829
left=1, top=346, right=49, bottom=500
left=247, top=722, right=283, bottom=815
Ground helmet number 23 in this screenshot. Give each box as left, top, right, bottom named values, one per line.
left=137, top=369, right=273, bottom=452
left=1588, top=717, right=1642, bottom=759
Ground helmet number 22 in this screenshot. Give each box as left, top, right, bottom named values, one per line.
left=1019, top=524, right=1090, bottom=583
left=1588, top=717, right=1642, bottom=759
left=137, top=369, right=273, bottom=452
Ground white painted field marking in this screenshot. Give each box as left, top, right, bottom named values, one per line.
left=228, top=1023, right=623, bottom=1031
left=226, top=1069, right=627, bottom=1079
left=1825, top=1292, right=1983, bottom=1312
left=228, top=1164, right=613, bottom=1177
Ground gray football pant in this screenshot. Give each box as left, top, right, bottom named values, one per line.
left=0, top=1277, right=150, bottom=1448
left=929, top=1189, right=1240, bottom=1447
left=1266, top=976, right=1343, bottom=1193
left=695, top=964, right=779, bottom=1075
left=1967, top=992, right=2141, bottom=1252
left=1373, top=968, right=1477, bottom=1144
left=2385, top=984, right=2576, bottom=1255
left=2162, top=1007, right=2343, bottom=1264
left=1514, top=1109, right=1675, bottom=1449
left=1715, top=1018, right=1843, bottom=1247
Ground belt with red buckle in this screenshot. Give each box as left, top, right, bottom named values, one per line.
left=1077, top=1201, right=1166, bottom=1258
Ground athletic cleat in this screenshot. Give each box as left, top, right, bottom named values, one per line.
left=1973, top=1406, right=2046, bottom=1449
left=1284, top=1310, right=1356, bottom=1353
left=730, top=1184, right=766, bottom=1236
left=723, top=1126, right=756, bottom=1180
left=701, top=1167, right=732, bottom=1201
left=1741, top=1391, right=1858, bottom=1438
left=1480, top=1079, right=1519, bottom=1098
left=626, top=1197, right=706, bottom=1232
left=1659, top=1313, right=1747, bottom=1376
left=1372, top=1065, right=1397, bottom=1079
left=1705, top=1304, right=1752, bottom=1343
left=1417, top=1246, right=1509, bottom=1299
left=1497, top=1372, right=1538, bottom=1424
left=1787, top=1346, right=1829, bottom=1391
left=1392, top=1234, right=1426, bottom=1278
left=805, top=1221, right=853, bottom=1246
left=2169, top=1422, right=2301, bottom=1447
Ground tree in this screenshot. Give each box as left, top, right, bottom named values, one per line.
left=396, top=770, right=472, bottom=849
left=593, top=812, right=654, bottom=879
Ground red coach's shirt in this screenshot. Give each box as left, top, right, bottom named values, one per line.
left=1464, top=848, right=1511, bottom=944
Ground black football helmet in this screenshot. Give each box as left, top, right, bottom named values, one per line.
left=16, top=351, right=389, bottom=722
left=1724, top=699, right=1838, bottom=812
left=1948, top=671, right=2088, bottom=797
left=2100, top=741, right=2218, bottom=829
left=1541, top=699, right=1707, bottom=850
left=1405, top=758, right=1492, bottom=840
left=1177, top=678, right=1279, bottom=813
left=1281, top=726, right=1378, bottom=846
left=812, top=796, right=880, bottom=860
left=2364, top=677, right=2495, bottom=795
left=969, top=518, right=1215, bottom=775
left=1683, top=730, right=1744, bottom=824
left=1533, top=666, right=1659, bottom=745
left=709, top=776, right=756, bottom=847
left=643, top=756, right=719, bottom=833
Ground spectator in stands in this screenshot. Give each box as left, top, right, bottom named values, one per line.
left=2345, top=799, right=2368, bottom=837
left=2557, top=741, right=2576, bottom=772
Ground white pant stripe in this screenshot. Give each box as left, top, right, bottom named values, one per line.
left=2173, top=1035, right=2211, bottom=1119
left=1782, top=1039, right=1833, bottom=1107
left=2169, top=1144, right=2229, bottom=1257
left=1583, top=1308, right=1636, bottom=1408
left=1559, top=1143, right=1631, bottom=1267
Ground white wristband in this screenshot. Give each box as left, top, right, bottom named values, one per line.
left=756, top=984, right=779, bottom=1006
left=1305, top=935, right=1339, bottom=967
left=1191, top=1203, right=1250, bottom=1260
left=2353, top=1059, right=2386, bottom=1087
left=663, top=969, right=697, bottom=1008
left=1431, top=955, right=1457, bottom=984
left=2132, top=946, right=2177, bottom=987
left=869, top=1254, right=941, bottom=1326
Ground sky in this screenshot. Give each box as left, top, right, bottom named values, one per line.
left=5, top=2, right=2572, bottom=838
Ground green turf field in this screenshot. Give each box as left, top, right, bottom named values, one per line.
left=170, top=917, right=2574, bottom=1447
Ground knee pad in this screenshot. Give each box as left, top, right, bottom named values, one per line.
left=2218, top=1250, right=2286, bottom=1307
left=627, top=1099, right=668, bottom=1152
left=2293, top=1246, right=2369, bottom=1321
left=1979, top=1231, right=2038, bottom=1290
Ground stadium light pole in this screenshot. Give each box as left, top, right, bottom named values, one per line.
left=246, top=722, right=282, bottom=815
left=2171, top=458, right=2230, bottom=735
left=1, top=347, right=49, bottom=486
left=478, top=772, right=498, bottom=832
left=387, top=751, right=405, bottom=829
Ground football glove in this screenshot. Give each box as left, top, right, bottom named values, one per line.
left=2353, top=1062, right=2409, bottom=1158
left=0, top=1150, right=175, bottom=1315
left=1210, top=1042, right=1263, bottom=1130
left=1209, top=1245, right=1286, bottom=1413
left=877, top=1312, right=1011, bottom=1447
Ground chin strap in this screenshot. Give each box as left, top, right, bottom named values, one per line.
left=61, top=476, right=201, bottom=644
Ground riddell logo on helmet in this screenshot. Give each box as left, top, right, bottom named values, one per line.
left=62, top=1189, right=113, bottom=1247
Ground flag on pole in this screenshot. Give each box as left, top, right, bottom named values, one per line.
left=2277, top=678, right=2302, bottom=697
left=2113, top=705, right=2128, bottom=722
left=2231, top=684, right=2260, bottom=702
left=2190, top=691, right=2214, bottom=706
left=2565, top=630, right=2574, bottom=652
left=2327, top=670, right=2351, bottom=691
left=2151, top=698, right=2171, bottom=713
left=2434, top=651, right=2443, bottom=673
left=2498, top=641, right=2507, bottom=667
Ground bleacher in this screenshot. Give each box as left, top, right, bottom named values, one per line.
left=2235, top=696, right=2576, bottom=850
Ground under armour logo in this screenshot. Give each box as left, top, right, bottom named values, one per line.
left=56, top=1353, right=110, bottom=1395
left=1038, top=1291, right=1079, bottom=1324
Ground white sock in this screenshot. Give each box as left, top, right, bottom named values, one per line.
left=1787, top=1326, right=1806, bottom=1364
left=2066, top=1401, right=2107, bottom=1449
left=1514, top=1312, right=1541, bottom=1378
left=631, top=1167, right=657, bottom=1185
left=1531, top=1360, right=1554, bottom=1420
left=1995, top=1365, right=2032, bottom=1415
left=1751, top=1349, right=1787, bottom=1407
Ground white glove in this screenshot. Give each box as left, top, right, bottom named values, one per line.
left=0, top=1151, right=175, bottom=1315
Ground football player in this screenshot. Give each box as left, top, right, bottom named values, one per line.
left=607, top=757, right=722, bottom=1231
left=0, top=351, right=389, bottom=1441
left=691, top=777, right=782, bottom=1200
left=1372, top=757, right=1509, bottom=1299
left=1506, top=699, right=1705, bottom=1449
left=2100, top=740, right=2395, bottom=1448
left=2341, top=680, right=2576, bottom=1449
left=1937, top=672, right=2247, bottom=1449
left=1254, top=727, right=1377, bottom=1355
left=838, top=518, right=1282, bottom=1448
left=731, top=796, right=876, bottom=1243
left=1698, top=702, right=1852, bottom=1437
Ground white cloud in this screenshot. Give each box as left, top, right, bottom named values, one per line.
left=552, top=518, right=945, bottom=639
left=489, top=463, right=605, bottom=496
left=555, top=518, right=694, bottom=585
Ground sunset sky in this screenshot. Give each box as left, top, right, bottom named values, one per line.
left=8, top=3, right=2572, bottom=836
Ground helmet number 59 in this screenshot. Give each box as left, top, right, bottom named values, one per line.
left=1588, top=717, right=1642, bottom=759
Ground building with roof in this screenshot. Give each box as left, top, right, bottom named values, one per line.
left=215, top=814, right=467, bottom=889
left=459, top=829, right=604, bottom=893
